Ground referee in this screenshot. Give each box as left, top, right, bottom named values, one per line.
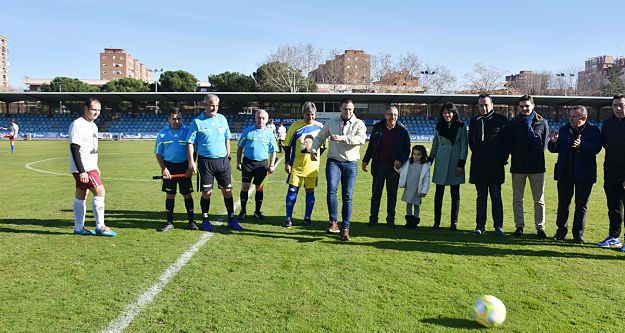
left=187, top=94, right=243, bottom=232
left=154, top=108, right=196, bottom=231
left=236, top=109, right=278, bottom=220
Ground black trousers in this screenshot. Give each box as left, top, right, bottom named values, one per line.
left=604, top=180, right=625, bottom=238
left=369, top=163, right=399, bottom=223
left=434, top=184, right=460, bottom=225
left=555, top=181, right=593, bottom=239
left=475, top=183, right=503, bottom=230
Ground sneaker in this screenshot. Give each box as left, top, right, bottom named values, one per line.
left=573, top=238, right=584, bottom=245
left=473, top=229, right=484, bottom=235
left=159, top=222, right=174, bottom=232
left=201, top=220, right=214, bottom=232
left=552, top=234, right=565, bottom=241
left=253, top=211, right=265, bottom=220
left=282, top=218, right=293, bottom=229
left=597, top=237, right=622, bottom=248
left=237, top=211, right=247, bottom=220
left=620, top=245, right=625, bottom=252
left=95, top=226, right=117, bottom=237
left=188, top=221, right=199, bottom=230
left=494, top=227, right=505, bottom=237
left=513, top=227, right=524, bottom=236
left=227, top=217, right=244, bottom=231
left=73, top=228, right=95, bottom=236
left=537, top=229, right=547, bottom=239
left=303, top=218, right=312, bottom=227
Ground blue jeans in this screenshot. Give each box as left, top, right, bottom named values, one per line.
left=326, top=158, right=357, bottom=230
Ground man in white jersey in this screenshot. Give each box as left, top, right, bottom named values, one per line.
left=277, top=122, right=287, bottom=153
left=68, top=98, right=116, bottom=236
left=1, top=119, right=19, bottom=153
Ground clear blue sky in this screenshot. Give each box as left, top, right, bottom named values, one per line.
left=1, top=0, right=621, bottom=89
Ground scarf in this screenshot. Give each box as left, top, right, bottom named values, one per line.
left=437, top=120, right=462, bottom=144
left=475, top=109, right=495, bottom=142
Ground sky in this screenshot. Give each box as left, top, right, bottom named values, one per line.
left=1, top=0, right=622, bottom=89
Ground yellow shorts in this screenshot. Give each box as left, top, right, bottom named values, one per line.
left=288, top=173, right=318, bottom=189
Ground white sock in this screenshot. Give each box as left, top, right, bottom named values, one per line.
left=73, top=198, right=86, bottom=231
left=93, top=196, right=105, bottom=229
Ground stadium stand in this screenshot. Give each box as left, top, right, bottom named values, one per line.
left=3, top=113, right=604, bottom=141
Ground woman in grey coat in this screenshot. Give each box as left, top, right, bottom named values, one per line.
left=428, top=102, right=468, bottom=230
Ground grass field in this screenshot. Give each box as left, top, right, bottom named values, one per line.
left=1, top=140, right=624, bottom=332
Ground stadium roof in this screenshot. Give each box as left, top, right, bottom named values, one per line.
left=0, top=92, right=615, bottom=107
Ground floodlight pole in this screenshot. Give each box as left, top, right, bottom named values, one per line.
left=420, top=71, right=436, bottom=117
left=152, top=68, right=164, bottom=113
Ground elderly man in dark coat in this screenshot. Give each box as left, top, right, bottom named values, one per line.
left=548, top=105, right=602, bottom=244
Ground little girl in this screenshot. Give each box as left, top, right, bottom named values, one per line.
left=398, top=145, right=431, bottom=229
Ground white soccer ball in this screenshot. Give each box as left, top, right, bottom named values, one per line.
left=473, top=295, right=506, bottom=327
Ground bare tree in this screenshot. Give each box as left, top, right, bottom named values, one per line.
left=420, top=63, right=457, bottom=93
left=463, top=63, right=506, bottom=93
left=312, top=48, right=343, bottom=90
left=397, top=52, right=422, bottom=78
left=265, top=43, right=324, bottom=92
left=371, top=52, right=395, bottom=82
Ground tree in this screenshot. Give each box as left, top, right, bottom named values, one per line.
left=158, top=70, right=198, bottom=92
left=463, top=63, right=506, bottom=93
left=576, top=70, right=603, bottom=96
left=371, top=52, right=395, bottom=82
left=253, top=61, right=316, bottom=92
left=41, top=77, right=99, bottom=92
left=397, top=52, right=422, bottom=78
left=420, top=63, right=457, bottom=93
left=208, top=71, right=255, bottom=92
left=601, top=66, right=625, bottom=96
left=101, top=77, right=150, bottom=92
left=310, top=48, right=343, bottom=88
left=265, top=43, right=323, bottom=92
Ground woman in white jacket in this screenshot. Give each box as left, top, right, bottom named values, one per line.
left=398, top=145, right=431, bottom=229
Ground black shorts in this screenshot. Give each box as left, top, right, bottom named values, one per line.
left=198, top=156, right=232, bottom=191
left=162, top=161, right=193, bottom=195
left=241, top=157, right=267, bottom=186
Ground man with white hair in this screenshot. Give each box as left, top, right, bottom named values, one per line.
left=236, top=109, right=278, bottom=220
left=187, top=94, right=243, bottom=232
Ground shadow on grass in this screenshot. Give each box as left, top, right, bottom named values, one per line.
left=421, top=317, right=482, bottom=329
left=234, top=220, right=622, bottom=260
left=0, top=225, right=69, bottom=235
left=5, top=211, right=621, bottom=261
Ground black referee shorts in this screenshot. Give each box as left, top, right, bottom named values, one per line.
left=197, top=155, right=232, bottom=192
left=161, top=161, right=193, bottom=195
left=241, top=157, right=268, bottom=186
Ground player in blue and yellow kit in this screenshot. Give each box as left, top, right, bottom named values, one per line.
left=283, top=102, right=324, bottom=228
left=154, top=108, right=196, bottom=232
left=236, top=109, right=278, bottom=220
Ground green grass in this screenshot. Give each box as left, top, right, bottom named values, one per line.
left=0, top=140, right=623, bottom=332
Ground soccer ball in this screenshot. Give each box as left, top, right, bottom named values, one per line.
left=473, top=295, right=506, bottom=327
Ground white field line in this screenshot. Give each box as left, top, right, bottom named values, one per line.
left=102, top=157, right=283, bottom=333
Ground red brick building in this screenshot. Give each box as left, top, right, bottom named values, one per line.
left=100, top=48, right=151, bottom=81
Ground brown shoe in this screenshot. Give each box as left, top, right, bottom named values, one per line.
left=340, top=228, right=350, bottom=241
left=327, top=221, right=340, bottom=233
